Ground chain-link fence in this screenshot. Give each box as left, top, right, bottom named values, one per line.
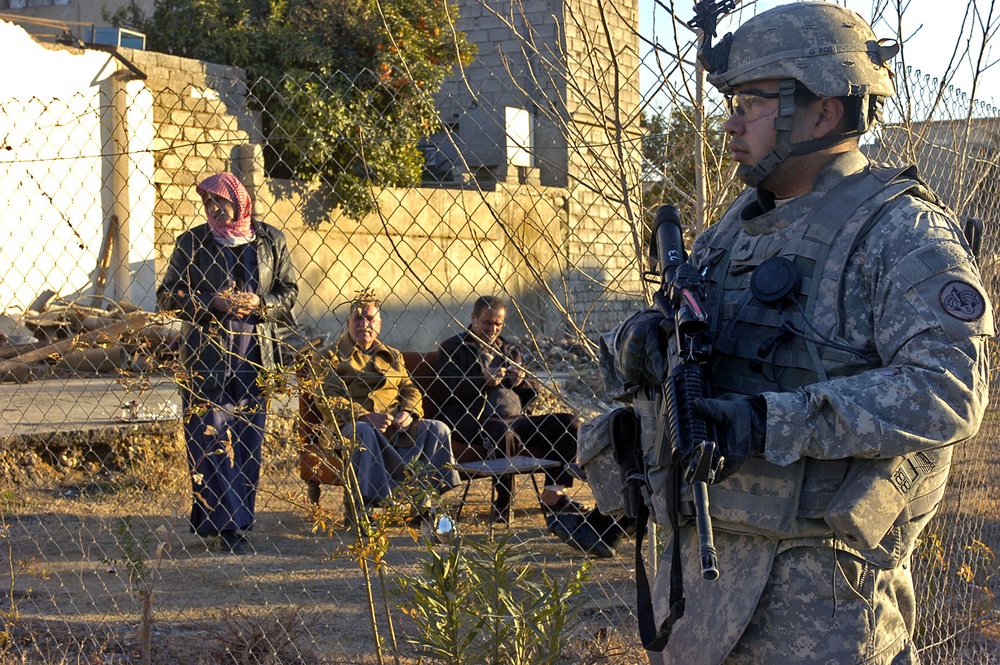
left=867, top=76, right=1000, bottom=665
left=0, top=9, right=999, bottom=665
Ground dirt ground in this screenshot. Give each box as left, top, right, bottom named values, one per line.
left=2, top=399, right=997, bottom=664
left=0, top=412, right=647, bottom=665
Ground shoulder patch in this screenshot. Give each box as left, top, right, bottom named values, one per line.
left=939, top=281, right=987, bottom=321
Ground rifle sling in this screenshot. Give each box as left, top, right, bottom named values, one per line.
left=635, top=464, right=685, bottom=651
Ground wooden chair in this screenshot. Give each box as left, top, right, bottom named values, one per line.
left=297, top=358, right=344, bottom=505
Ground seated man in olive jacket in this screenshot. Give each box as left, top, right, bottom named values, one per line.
left=317, top=294, right=459, bottom=514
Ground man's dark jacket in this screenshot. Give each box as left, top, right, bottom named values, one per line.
left=431, top=330, right=538, bottom=437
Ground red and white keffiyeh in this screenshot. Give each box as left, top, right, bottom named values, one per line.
left=195, top=173, right=254, bottom=243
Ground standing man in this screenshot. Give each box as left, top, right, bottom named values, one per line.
left=605, top=3, right=993, bottom=663
left=434, top=295, right=624, bottom=557
left=317, top=294, right=459, bottom=522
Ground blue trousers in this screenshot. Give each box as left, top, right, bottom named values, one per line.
left=341, top=419, right=459, bottom=506
left=184, top=395, right=265, bottom=536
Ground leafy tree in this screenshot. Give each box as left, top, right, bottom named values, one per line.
left=113, top=0, right=475, bottom=219
left=641, top=102, right=737, bottom=229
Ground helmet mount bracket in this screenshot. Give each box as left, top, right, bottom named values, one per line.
left=688, top=0, right=737, bottom=74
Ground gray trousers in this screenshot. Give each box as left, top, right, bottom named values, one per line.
left=647, top=537, right=918, bottom=665
left=721, top=546, right=917, bottom=665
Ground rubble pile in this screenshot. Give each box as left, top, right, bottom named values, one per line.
left=534, top=336, right=596, bottom=374
left=0, top=292, right=610, bottom=421
left=517, top=335, right=609, bottom=417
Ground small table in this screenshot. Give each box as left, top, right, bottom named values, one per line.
left=453, top=455, right=561, bottom=526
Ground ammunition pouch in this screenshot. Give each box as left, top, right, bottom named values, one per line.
left=578, top=406, right=640, bottom=516
left=824, top=448, right=952, bottom=567
left=661, top=447, right=951, bottom=568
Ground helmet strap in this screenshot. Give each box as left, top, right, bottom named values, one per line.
left=742, top=79, right=797, bottom=188
left=742, top=80, right=866, bottom=189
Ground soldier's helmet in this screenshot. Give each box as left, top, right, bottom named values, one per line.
left=703, top=2, right=898, bottom=130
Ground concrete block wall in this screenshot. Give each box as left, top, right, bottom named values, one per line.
left=122, top=49, right=255, bottom=270
left=439, top=0, right=569, bottom=187
left=562, top=177, right=648, bottom=333
left=435, top=0, right=647, bottom=333
left=560, top=0, right=647, bottom=331
left=254, top=177, right=571, bottom=349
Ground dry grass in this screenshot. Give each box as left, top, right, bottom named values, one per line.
left=0, top=408, right=646, bottom=664
left=0, top=398, right=997, bottom=663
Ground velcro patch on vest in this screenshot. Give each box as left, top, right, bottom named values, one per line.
left=890, top=451, right=936, bottom=495
left=939, top=280, right=987, bottom=321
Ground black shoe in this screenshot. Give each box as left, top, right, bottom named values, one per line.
left=407, top=503, right=435, bottom=528
left=215, top=530, right=249, bottom=555
left=587, top=510, right=631, bottom=550
left=546, top=512, right=615, bottom=558
left=542, top=494, right=589, bottom=515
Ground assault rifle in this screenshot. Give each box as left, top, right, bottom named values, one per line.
left=627, top=204, right=719, bottom=652
left=618, top=205, right=721, bottom=652
left=650, top=204, right=720, bottom=581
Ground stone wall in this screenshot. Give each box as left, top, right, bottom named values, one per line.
left=123, top=0, right=646, bottom=344
left=122, top=49, right=255, bottom=270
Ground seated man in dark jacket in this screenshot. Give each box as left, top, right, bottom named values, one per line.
left=432, top=295, right=624, bottom=557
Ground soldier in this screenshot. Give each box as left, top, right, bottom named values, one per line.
left=603, top=3, right=993, bottom=663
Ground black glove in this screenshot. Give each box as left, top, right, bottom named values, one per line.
left=695, top=394, right=767, bottom=481
left=617, top=310, right=669, bottom=386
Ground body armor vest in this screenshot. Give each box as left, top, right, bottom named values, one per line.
left=682, top=166, right=954, bottom=562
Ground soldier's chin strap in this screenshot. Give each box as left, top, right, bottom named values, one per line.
left=740, top=79, right=866, bottom=188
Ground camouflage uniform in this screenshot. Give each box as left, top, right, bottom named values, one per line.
left=638, top=150, right=992, bottom=665
left=606, top=4, right=995, bottom=663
